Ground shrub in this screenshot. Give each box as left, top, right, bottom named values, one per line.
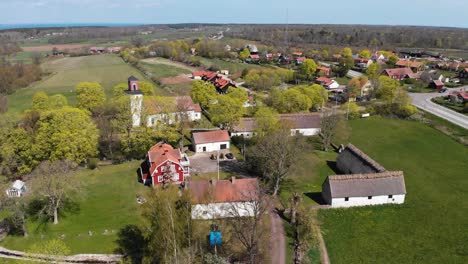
left=88, top=158, right=99, bottom=170
left=219, top=153, right=224, bottom=159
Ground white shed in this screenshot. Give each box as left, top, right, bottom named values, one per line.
left=192, top=130, right=230, bottom=153
left=6, top=180, right=27, bottom=197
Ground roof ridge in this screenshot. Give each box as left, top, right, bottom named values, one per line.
left=328, top=171, right=404, bottom=181
left=345, top=144, right=387, bottom=172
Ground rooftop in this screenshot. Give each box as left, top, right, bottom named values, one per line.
left=192, top=130, right=230, bottom=144
left=190, top=177, right=259, bottom=204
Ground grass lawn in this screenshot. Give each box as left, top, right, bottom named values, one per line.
left=7, top=54, right=159, bottom=116
left=139, top=59, right=192, bottom=79
left=197, top=57, right=261, bottom=77
left=0, top=161, right=148, bottom=254
left=317, top=117, right=468, bottom=263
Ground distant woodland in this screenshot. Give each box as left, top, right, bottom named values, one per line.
left=225, top=24, right=468, bottom=50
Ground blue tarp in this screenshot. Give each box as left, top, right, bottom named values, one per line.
left=209, top=231, right=222, bottom=246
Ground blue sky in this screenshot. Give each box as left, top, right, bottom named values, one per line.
left=1, top=0, right=467, bottom=28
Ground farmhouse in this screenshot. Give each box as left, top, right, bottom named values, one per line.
left=189, top=177, right=259, bottom=219
left=231, top=113, right=321, bottom=137
left=139, top=142, right=190, bottom=186
left=322, top=144, right=406, bottom=208
left=5, top=180, right=27, bottom=197
left=192, top=130, right=230, bottom=153
left=396, top=59, right=424, bottom=72
left=192, top=71, right=237, bottom=93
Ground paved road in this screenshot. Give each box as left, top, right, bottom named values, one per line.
left=409, top=86, right=468, bottom=129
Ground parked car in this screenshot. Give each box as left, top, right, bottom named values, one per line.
left=225, top=153, right=234, bottom=159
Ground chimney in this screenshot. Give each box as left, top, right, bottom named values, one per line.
left=230, top=176, right=235, bottom=184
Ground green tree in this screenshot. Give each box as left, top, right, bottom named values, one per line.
left=300, top=59, right=318, bottom=80
left=387, top=55, right=398, bottom=68
left=33, top=107, right=99, bottom=164
left=341, top=101, right=360, bottom=119
left=75, top=82, right=106, bottom=113
left=293, top=84, right=328, bottom=110
left=377, top=76, right=402, bottom=103
left=366, top=62, right=381, bottom=82
left=48, top=94, right=68, bottom=109
left=191, top=80, right=216, bottom=109
left=239, top=48, right=251, bottom=61
left=254, top=106, right=280, bottom=137
left=359, top=49, right=372, bottom=59
left=139, top=81, right=156, bottom=96
left=340, top=47, right=353, bottom=58
left=272, top=89, right=312, bottom=113
left=31, top=92, right=49, bottom=111
left=210, top=95, right=246, bottom=130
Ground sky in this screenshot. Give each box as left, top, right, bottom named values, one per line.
left=0, top=0, right=467, bottom=28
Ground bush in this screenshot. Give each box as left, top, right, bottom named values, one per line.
left=88, top=158, right=99, bottom=170
left=219, top=153, right=224, bottom=159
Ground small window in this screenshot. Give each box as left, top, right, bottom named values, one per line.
left=345, top=197, right=349, bottom=201
left=157, top=176, right=163, bottom=182
left=368, top=196, right=372, bottom=199
left=388, top=195, right=393, bottom=198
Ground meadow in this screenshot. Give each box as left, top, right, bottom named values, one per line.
left=7, top=54, right=157, bottom=115
left=316, top=117, right=468, bottom=263
left=0, top=161, right=148, bottom=254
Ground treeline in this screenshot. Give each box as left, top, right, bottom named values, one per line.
left=0, top=62, right=42, bottom=94
left=226, top=25, right=468, bottom=50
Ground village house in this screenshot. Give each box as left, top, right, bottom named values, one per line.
left=5, top=180, right=27, bottom=197
left=321, top=144, right=406, bottom=208
left=430, top=80, right=444, bottom=90
left=396, top=59, right=424, bottom=72
left=138, top=142, right=190, bottom=186
left=89, top=47, right=106, bottom=54
left=371, top=52, right=385, bottom=62
left=354, top=57, right=372, bottom=70
left=316, top=76, right=340, bottom=89
left=317, top=66, right=332, bottom=76
left=192, top=130, right=230, bottom=153
left=231, top=113, right=321, bottom=137
left=189, top=177, right=259, bottom=219
left=192, top=71, right=237, bottom=94
left=246, top=54, right=260, bottom=63
left=383, top=68, right=418, bottom=80
left=106, top=47, right=122, bottom=53
left=448, top=90, right=468, bottom=104
left=296, top=56, right=306, bottom=65
left=420, top=70, right=446, bottom=83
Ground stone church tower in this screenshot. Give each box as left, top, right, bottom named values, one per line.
left=126, top=76, right=143, bottom=127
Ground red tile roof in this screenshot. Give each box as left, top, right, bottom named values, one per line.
left=293, top=52, right=303, bottom=56
left=190, top=178, right=259, bottom=204
left=316, top=76, right=334, bottom=86
left=433, top=80, right=444, bottom=86
left=384, top=68, right=414, bottom=78
left=147, top=142, right=182, bottom=175
left=233, top=113, right=321, bottom=133
left=296, top=56, right=306, bottom=62
left=192, top=130, right=230, bottom=144
left=396, top=60, right=422, bottom=68
left=249, top=54, right=260, bottom=59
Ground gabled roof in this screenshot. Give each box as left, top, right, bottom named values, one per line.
left=384, top=68, right=414, bottom=78
left=340, top=144, right=386, bottom=173
left=192, top=130, right=230, bottom=144
left=433, top=80, right=444, bottom=86
left=249, top=54, right=260, bottom=59
left=233, top=113, right=321, bottom=133
left=325, top=171, right=406, bottom=198
left=396, top=60, right=423, bottom=68
left=147, top=142, right=182, bottom=175
left=128, top=76, right=139, bottom=81
left=316, top=76, right=336, bottom=87
left=190, top=178, right=259, bottom=204
left=296, top=57, right=306, bottom=62
left=12, top=180, right=25, bottom=190
left=144, top=96, right=201, bottom=115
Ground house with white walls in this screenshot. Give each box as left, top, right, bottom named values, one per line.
left=6, top=180, right=27, bottom=197
left=192, top=130, right=230, bottom=153
left=321, top=144, right=406, bottom=208
left=189, top=177, right=259, bottom=219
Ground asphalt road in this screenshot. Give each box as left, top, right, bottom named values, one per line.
left=409, top=86, right=468, bottom=129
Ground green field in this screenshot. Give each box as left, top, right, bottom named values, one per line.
left=316, top=117, right=468, bottom=263
left=140, top=58, right=192, bottom=79
left=197, top=56, right=261, bottom=78
left=0, top=161, right=147, bottom=254
left=7, top=54, right=157, bottom=115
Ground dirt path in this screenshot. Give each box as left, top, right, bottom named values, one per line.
left=270, top=207, right=286, bottom=264
left=141, top=57, right=200, bottom=72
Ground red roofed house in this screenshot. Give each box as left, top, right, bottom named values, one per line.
left=139, top=142, right=190, bottom=186
left=296, top=56, right=306, bottom=65
left=430, top=80, right=444, bottom=90
left=396, top=60, right=424, bottom=72
left=316, top=76, right=340, bottom=89
left=449, top=90, right=468, bottom=104
left=191, top=71, right=237, bottom=94
left=383, top=68, right=417, bottom=80
left=247, top=54, right=260, bottom=63
left=354, top=58, right=372, bottom=69
left=190, top=177, right=260, bottom=219
left=192, top=130, right=230, bottom=153
left=317, top=66, right=332, bottom=76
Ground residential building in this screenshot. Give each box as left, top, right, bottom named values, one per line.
left=191, top=71, right=237, bottom=94
left=145, top=96, right=202, bottom=127
left=190, top=177, right=259, bottom=219
left=396, top=60, right=424, bottom=72
left=354, top=57, right=372, bottom=69
left=371, top=52, right=385, bottom=62
left=321, top=144, right=406, bottom=208
left=89, top=47, right=106, bottom=54
left=231, top=113, right=322, bottom=137
left=317, top=66, right=332, bottom=76
left=448, top=90, right=468, bottom=104
left=192, top=130, right=230, bottom=153
left=5, top=180, right=27, bottom=197
left=383, top=68, right=418, bottom=80
left=316, top=76, right=340, bottom=89
left=139, top=142, right=190, bottom=186
left=296, top=56, right=306, bottom=65
left=430, top=80, right=444, bottom=90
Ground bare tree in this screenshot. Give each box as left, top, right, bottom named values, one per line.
left=293, top=204, right=318, bottom=264
left=248, top=129, right=303, bottom=196
left=226, top=186, right=269, bottom=264
left=30, top=160, right=81, bottom=224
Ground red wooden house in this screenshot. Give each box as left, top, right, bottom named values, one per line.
left=139, top=142, right=190, bottom=186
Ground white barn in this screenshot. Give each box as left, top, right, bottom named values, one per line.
left=322, top=171, right=406, bottom=208
left=232, top=113, right=321, bottom=137
left=192, top=130, right=230, bottom=153
left=189, top=177, right=259, bottom=219
left=6, top=180, right=27, bottom=197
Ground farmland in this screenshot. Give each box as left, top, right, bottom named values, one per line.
left=7, top=54, right=157, bottom=115
left=316, top=117, right=468, bottom=264
left=0, top=161, right=148, bottom=254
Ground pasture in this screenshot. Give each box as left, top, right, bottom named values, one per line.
left=7, top=54, right=157, bottom=115
left=0, top=161, right=148, bottom=254
left=316, top=117, right=468, bottom=263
